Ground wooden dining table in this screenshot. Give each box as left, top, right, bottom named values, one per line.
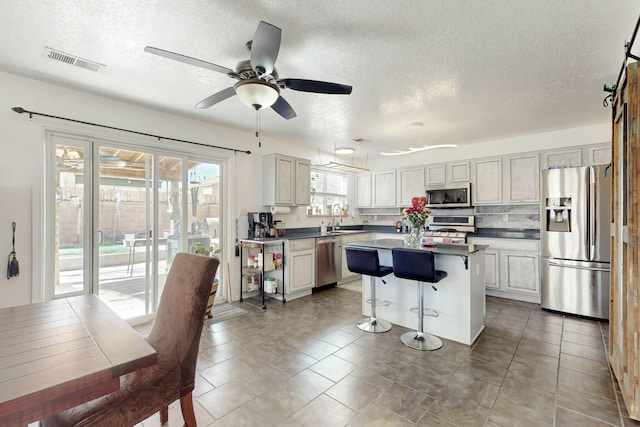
left=0, top=294, right=157, bottom=426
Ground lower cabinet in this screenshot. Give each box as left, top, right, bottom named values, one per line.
left=285, top=239, right=315, bottom=295
left=340, top=233, right=373, bottom=281
left=469, top=237, right=540, bottom=303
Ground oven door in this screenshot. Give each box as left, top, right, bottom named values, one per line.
left=425, top=183, right=472, bottom=208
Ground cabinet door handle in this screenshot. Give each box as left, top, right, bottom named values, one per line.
left=548, top=262, right=609, bottom=272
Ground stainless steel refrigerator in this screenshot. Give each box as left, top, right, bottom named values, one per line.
left=541, top=165, right=611, bottom=320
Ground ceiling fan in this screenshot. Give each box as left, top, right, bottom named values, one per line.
left=144, top=21, right=352, bottom=120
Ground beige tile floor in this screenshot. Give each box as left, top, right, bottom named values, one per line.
left=137, top=282, right=637, bottom=426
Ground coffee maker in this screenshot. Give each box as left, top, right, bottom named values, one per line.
left=248, top=212, right=273, bottom=238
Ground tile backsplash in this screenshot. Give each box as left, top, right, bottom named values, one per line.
left=474, top=205, right=540, bottom=229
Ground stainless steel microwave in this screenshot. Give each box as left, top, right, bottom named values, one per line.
left=425, top=183, right=472, bottom=208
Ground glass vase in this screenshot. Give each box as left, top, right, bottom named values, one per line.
left=409, top=226, right=423, bottom=247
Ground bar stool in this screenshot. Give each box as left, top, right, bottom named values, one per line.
left=346, top=247, right=393, bottom=333
left=391, top=248, right=447, bottom=350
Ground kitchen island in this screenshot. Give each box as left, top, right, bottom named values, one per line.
left=345, top=239, right=488, bottom=345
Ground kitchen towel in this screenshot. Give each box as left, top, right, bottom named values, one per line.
left=269, top=206, right=291, bottom=215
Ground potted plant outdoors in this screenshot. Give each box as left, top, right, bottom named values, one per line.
left=189, top=242, right=221, bottom=318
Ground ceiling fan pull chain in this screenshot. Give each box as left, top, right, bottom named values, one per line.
left=256, top=110, right=261, bottom=148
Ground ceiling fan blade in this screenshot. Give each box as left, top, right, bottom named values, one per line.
left=250, top=21, right=281, bottom=75
left=271, top=96, right=297, bottom=120
left=277, top=78, right=352, bottom=94
left=144, top=46, right=239, bottom=78
left=195, top=87, right=237, bottom=109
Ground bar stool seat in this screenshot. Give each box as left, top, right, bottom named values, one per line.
left=391, top=248, right=447, bottom=350
left=346, top=247, right=393, bottom=333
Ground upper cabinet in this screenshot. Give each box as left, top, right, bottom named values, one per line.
left=541, top=144, right=610, bottom=169
left=372, top=170, right=397, bottom=207
left=587, top=144, right=611, bottom=166
left=473, top=154, right=539, bottom=205
left=542, top=149, right=582, bottom=169
left=425, top=162, right=470, bottom=185
left=263, top=154, right=311, bottom=206
left=448, top=162, right=470, bottom=182
left=504, top=154, right=539, bottom=204
left=473, top=158, right=503, bottom=205
left=294, top=159, right=311, bottom=206
left=355, top=172, right=372, bottom=207
left=425, top=164, right=446, bottom=184
left=397, top=167, right=425, bottom=206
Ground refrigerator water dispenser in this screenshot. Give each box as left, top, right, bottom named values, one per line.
left=545, top=197, right=571, bottom=232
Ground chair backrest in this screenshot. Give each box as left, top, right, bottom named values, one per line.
left=391, top=248, right=437, bottom=282
left=346, top=247, right=382, bottom=276
left=146, top=252, right=219, bottom=393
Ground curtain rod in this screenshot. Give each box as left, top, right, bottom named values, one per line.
left=11, top=107, right=251, bottom=155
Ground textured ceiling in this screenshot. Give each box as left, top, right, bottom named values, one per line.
left=0, top=1, right=638, bottom=160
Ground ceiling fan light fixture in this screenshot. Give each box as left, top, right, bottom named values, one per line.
left=334, top=147, right=355, bottom=155
left=234, top=79, right=280, bottom=110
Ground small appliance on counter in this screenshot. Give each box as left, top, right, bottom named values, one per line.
left=422, top=215, right=475, bottom=245
left=248, top=212, right=274, bottom=239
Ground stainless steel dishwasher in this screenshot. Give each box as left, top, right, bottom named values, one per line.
left=316, top=236, right=341, bottom=289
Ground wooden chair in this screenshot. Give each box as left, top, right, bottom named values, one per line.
left=40, top=252, right=219, bottom=427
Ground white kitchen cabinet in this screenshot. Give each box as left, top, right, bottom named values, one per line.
left=448, top=162, right=470, bottom=182
left=483, top=250, right=500, bottom=289
left=355, top=172, right=372, bottom=207
left=587, top=144, right=611, bottom=165
left=372, top=170, right=397, bottom=207
left=472, top=158, right=503, bottom=205
left=425, top=162, right=469, bottom=185
left=504, top=153, right=539, bottom=204
left=425, top=164, right=446, bottom=184
left=542, top=148, right=582, bottom=169
left=285, top=239, right=315, bottom=294
left=340, top=232, right=373, bottom=281
left=503, top=251, right=539, bottom=294
left=473, top=155, right=538, bottom=205
left=469, top=237, right=540, bottom=303
left=263, top=154, right=311, bottom=206
left=295, top=159, right=311, bottom=205
left=397, top=167, right=425, bottom=206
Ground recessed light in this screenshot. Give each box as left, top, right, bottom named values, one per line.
left=334, top=147, right=355, bottom=155
left=408, top=122, right=424, bottom=129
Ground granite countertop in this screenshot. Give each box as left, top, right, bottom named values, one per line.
left=265, top=229, right=370, bottom=240
left=345, top=239, right=488, bottom=255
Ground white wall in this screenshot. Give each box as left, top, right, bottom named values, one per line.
left=0, top=70, right=611, bottom=307
left=0, top=71, right=330, bottom=307
left=365, top=123, right=610, bottom=170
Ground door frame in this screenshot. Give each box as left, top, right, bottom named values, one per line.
left=44, top=128, right=231, bottom=313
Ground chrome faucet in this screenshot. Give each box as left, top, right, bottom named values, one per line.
left=331, top=204, right=342, bottom=230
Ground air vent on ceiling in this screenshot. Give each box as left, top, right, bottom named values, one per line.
left=44, top=47, right=104, bottom=72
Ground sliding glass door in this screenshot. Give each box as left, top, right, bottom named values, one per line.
left=48, top=133, right=223, bottom=323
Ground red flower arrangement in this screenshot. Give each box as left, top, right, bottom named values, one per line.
left=402, top=197, right=431, bottom=230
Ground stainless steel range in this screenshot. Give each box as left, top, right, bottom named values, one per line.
left=422, top=215, right=475, bottom=245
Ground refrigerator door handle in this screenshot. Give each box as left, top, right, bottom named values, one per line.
left=548, top=261, right=609, bottom=272
left=589, top=166, right=596, bottom=261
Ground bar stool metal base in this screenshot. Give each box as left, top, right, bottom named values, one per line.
left=400, top=331, right=442, bottom=351
left=357, top=317, right=392, bottom=333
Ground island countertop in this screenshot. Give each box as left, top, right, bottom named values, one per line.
left=345, top=238, right=488, bottom=256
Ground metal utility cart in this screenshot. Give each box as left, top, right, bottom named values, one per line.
left=238, top=239, right=285, bottom=309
